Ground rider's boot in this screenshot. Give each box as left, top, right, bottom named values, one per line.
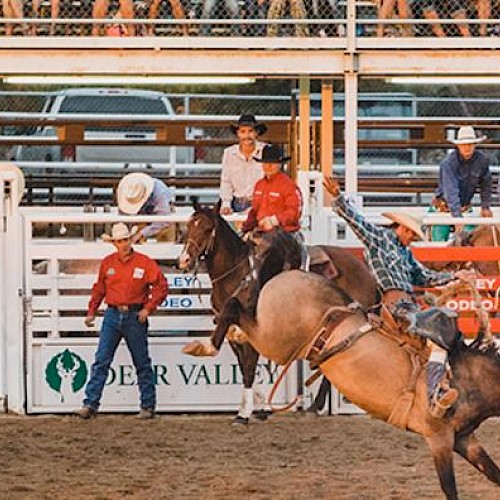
left=427, top=359, right=459, bottom=418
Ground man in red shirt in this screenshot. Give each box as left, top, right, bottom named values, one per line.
left=242, top=144, right=302, bottom=235
left=78, top=223, right=168, bottom=420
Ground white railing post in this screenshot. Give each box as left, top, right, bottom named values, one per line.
left=0, top=172, right=25, bottom=413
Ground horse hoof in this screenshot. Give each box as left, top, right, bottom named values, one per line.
left=232, top=416, right=249, bottom=426
left=182, top=341, right=218, bottom=357
left=253, top=409, right=272, bottom=421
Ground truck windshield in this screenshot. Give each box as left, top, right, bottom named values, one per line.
left=59, top=96, right=168, bottom=115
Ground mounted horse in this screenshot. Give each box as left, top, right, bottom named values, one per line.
left=178, top=201, right=379, bottom=423
left=211, top=270, right=500, bottom=499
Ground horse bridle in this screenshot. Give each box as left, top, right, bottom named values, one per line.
left=183, top=226, right=217, bottom=267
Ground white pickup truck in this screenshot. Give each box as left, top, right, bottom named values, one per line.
left=14, top=88, right=194, bottom=165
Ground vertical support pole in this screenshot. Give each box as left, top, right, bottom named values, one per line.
left=344, top=73, right=358, bottom=197
left=344, top=0, right=359, bottom=198
left=298, top=77, right=311, bottom=175
left=1, top=174, right=25, bottom=413
left=0, top=174, right=6, bottom=410
left=298, top=77, right=311, bottom=242
left=321, top=80, right=334, bottom=207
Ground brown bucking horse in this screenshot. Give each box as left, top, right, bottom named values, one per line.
left=209, top=270, right=500, bottom=499
left=178, top=201, right=378, bottom=423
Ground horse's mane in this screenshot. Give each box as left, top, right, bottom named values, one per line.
left=195, top=207, right=248, bottom=258
left=452, top=335, right=500, bottom=365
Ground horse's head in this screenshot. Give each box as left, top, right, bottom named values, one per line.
left=178, top=199, right=220, bottom=271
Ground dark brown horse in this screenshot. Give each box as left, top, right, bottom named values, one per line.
left=179, top=201, right=379, bottom=422
left=210, top=270, right=500, bottom=499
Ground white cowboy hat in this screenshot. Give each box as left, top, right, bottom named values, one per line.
left=0, top=162, right=25, bottom=203
left=101, top=222, right=138, bottom=242
left=449, top=126, right=487, bottom=145
left=382, top=212, right=427, bottom=242
left=117, top=173, right=155, bottom=214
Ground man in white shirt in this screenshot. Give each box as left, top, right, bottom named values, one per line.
left=220, top=115, right=267, bottom=215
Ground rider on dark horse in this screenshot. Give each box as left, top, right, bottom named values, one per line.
left=323, top=176, right=475, bottom=418
left=241, top=144, right=305, bottom=312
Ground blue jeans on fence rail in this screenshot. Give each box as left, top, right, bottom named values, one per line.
left=83, top=307, right=156, bottom=411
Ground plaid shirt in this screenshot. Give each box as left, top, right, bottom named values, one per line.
left=333, top=196, right=453, bottom=294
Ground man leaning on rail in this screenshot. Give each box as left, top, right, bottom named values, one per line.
left=323, top=176, right=474, bottom=418
left=430, top=125, right=493, bottom=242
left=117, top=173, right=176, bottom=243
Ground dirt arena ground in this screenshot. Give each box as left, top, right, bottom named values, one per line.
left=1, top=413, right=499, bottom=500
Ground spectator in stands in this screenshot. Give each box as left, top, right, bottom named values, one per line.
left=430, top=126, right=492, bottom=241
left=377, top=0, right=413, bottom=37
left=78, top=222, right=168, bottom=420
left=267, top=0, right=309, bottom=37
left=93, top=0, right=135, bottom=35
left=2, top=0, right=24, bottom=36
left=308, top=0, right=341, bottom=37
left=474, top=0, right=492, bottom=36
left=242, top=0, right=268, bottom=36
left=200, top=0, right=240, bottom=35
left=146, top=0, right=189, bottom=36
left=117, top=173, right=176, bottom=242
left=220, top=114, right=267, bottom=215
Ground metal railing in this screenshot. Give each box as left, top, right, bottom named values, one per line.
left=1, top=1, right=499, bottom=38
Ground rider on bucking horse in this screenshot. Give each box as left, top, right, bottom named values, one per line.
left=323, top=176, right=475, bottom=418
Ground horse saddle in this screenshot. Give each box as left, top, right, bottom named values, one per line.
left=308, top=246, right=339, bottom=280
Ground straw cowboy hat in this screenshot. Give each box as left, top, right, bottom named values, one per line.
left=449, top=126, right=487, bottom=145
left=101, top=222, right=138, bottom=242
left=0, top=162, right=25, bottom=203
left=382, top=212, right=427, bottom=241
left=254, top=144, right=290, bottom=164
left=117, top=173, right=155, bottom=215
left=230, top=114, right=268, bottom=136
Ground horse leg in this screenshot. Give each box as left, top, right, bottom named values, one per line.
left=454, top=432, right=500, bottom=485
left=231, top=342, right=260, bottom=425
left=425, top=432, right=458, bottom=500
left=306, top=376, right=331, bottom=414
left=183, top=297, right=244, bottom=357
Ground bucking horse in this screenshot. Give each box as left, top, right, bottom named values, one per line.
left=203, top=268, right=500, bottom=500
left=178, top=200, right=378, bottom=423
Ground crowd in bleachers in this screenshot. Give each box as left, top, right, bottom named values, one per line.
left=1, top=0, right=499, bottom=37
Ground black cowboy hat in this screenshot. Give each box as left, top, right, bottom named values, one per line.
left=230, top=114, right=268, bottom=135
left=254, top=144, right=290, bottom=164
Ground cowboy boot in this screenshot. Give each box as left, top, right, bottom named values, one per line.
left=427, top=361, right=459, bottom=418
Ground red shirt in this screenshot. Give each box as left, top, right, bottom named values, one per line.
left=88, top=251, right=168, bottom=316
left=242, top=172, right=302, bottom=233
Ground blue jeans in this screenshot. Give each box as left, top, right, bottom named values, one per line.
left=83, top=307, right=156, bottom=410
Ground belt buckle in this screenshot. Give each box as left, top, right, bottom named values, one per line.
left=118, top=305, right=129, bottom=313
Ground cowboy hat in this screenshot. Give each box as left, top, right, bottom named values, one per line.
left=101, top=222, right=138, bottom=242
left=230, top=114, right=268, bottom=136
left=253, top=144, right=290, bottom=164
left=382, top=212, right=427, bottom=241
left=0, top=162, right=25, bottom=203
left=449, top=126, right=487, bottom=145
left=117, top=173, right=155, bottom=215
